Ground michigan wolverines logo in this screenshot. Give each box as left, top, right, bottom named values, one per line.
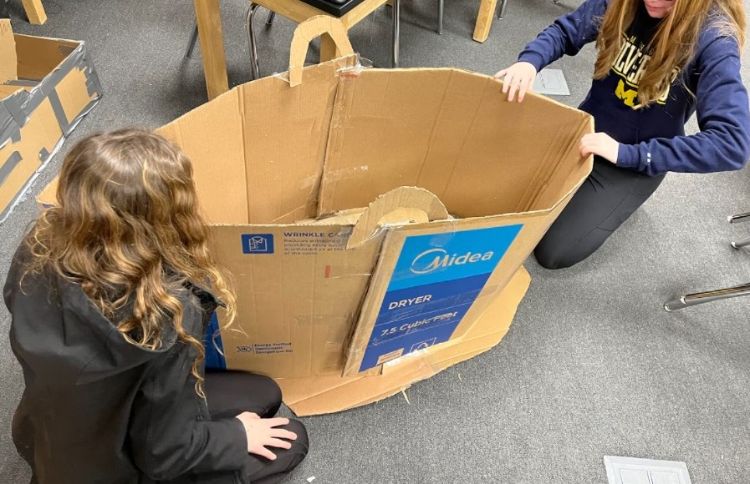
left=611, top=34, right=673, bottom=108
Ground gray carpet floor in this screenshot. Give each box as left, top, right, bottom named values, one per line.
left=2, top=0, right=750, bottom=482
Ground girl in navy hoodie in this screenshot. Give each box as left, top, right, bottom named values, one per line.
left=496, top=0, right=750, bottom=268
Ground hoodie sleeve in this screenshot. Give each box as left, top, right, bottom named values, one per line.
left=129, top=349, right=248, bottom=480
left=616, top=34, right=750, bottom=175
left=517, top=0, right=608, bottom=71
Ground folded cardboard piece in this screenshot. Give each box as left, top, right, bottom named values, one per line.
left=0, top=20, right=101, bottom=224
left=38, top=17, right=591, bottom=414
left=278, top=265, right=530, bottom=416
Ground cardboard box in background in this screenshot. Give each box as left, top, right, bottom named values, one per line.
left=38, top=17, right=592, bottom=415
left=0, top=19, right=101, bottom=223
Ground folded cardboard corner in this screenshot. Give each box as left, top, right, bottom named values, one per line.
left=0, top=19, right=101, bottom=224
left=277, top=265, right=531, bottom=416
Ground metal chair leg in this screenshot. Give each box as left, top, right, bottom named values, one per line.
left=438, top=0, right=444, bottom=34
left=728, top=212, right=750, bottom=248
left=498, top=0, right=509, bottom=19
left=266, top=11, right=275, bottom=26
left=664, top=282, right=750, bottom=311
left=186, top=23, right=200, bottom=59
left=246, top=4, right=261, bottom=80
left=731, top=237, right=750, bottom=249
left=728, top=212, right=750, bottom=224
left=392, top=0, right=400, bottom=67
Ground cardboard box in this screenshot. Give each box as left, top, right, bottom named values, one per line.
left=0, top=20, right=101, bottom=224
left=170, top=46, right=592, bottom=380
left=38, top=17, right=591, bottom=413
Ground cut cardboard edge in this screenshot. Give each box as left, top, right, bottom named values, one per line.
left=277, top=265, right=531, bottom=416
left=1, top=92, right=100, bottom=225
left=289, top=16, right=354, bottom=88
left=327, top=65, right=590, bottom=118
left=346, top=186, right=449, bottom=249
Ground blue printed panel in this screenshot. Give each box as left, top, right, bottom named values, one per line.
left=204, top=313, right=227, bottom=370
left=358, top=224, right=523, bottom=371
left=241, top=234, right=275, bottom=254
left=370, top=275, right=489, bottom=346
left=376, top=273, right=490, bottom=325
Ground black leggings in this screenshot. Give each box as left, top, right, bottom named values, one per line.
left=534, top=158, right=666, bottom=269
left=204, top=370, right=309, bottom=484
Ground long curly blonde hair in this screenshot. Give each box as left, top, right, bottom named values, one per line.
left=594, top=0, right=746, bottom=105
left=24, top=129, right=236, bottom=395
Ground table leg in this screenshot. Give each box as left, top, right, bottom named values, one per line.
left=22, top=0, right=47, bottom=25
left=194, top=0, right=230, bottom=100
left=473, top=0, right=498, bottom=43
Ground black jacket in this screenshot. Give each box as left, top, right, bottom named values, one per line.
left=4, top=245, right=248, bottom=484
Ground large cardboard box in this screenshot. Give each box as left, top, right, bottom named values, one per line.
left=0, top=20, right=101, bottom=224
left=39, top=18, right=591, bottom=414
left=158, top=21, right=592, bottom=381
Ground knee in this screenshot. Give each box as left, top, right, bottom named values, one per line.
left=231, top=371, right=282, bottom=417
left=285, top=419, right=309, bottom=456
left=253, top=375, right=282, bottom=417
left=533, top=244, right=578, bottom=270
left=275, top=418, right=308, bottom=474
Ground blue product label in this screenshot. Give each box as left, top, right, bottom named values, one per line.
left=241, top=234, right=275, bottom=254
left=358, top=224, right=523, bottom=371
left=203, top=312, right=227, bottom=370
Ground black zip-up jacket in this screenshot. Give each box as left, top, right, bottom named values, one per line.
left=4, top=244, right=248, bottom=484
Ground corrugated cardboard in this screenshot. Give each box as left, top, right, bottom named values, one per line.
left=38, top=17, right=591, bottom=414
left=278, top=265, right=530, bottom=416
left=0, top=20, right=101, bottom=224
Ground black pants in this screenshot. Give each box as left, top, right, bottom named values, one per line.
left=534, top=158, right=666, bottom=269
left=204, top=371, right=309, bottom=484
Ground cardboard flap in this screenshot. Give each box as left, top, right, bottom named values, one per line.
left=14, top=34, right=79, bottom=81
left=289, top=16, right=354, bottom=88
left=0, top=20, right=17, bottom=84
left=277, top=266, right=531, bottom=416
left=347, top=186, right=449, bottom=249
left=317, top=69, right=593, bottom=218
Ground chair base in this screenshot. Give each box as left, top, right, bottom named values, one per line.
left=186, top=23, right=200, bottom=59
left=664, top=282, right=750, bottom=311
left=731, top=237, right=750, bottom=249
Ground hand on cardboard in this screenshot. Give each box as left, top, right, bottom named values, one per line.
left=580, top=133, right=619, bottom=164
left=235, top=412, right=298, bottom=461
left=494, top=62, right=537, bottom=103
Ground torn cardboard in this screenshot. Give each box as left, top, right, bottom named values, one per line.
left=0, top=20, right=101, bottom=224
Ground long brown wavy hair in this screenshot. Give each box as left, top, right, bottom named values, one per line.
left=24, top=129, right=236, bottom=395
left=594, top=0, right=746, bottom=105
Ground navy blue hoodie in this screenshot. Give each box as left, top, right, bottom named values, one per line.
left=518, top=0, right=750, bottom=176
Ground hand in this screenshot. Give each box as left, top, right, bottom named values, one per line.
left=580, top=133, right=619, bottom=164
left=235, top=412, right=297, bottom=461
left=494, top=62, right=537, bottom=102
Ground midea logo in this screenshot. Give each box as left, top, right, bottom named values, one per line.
left=409, top=248, right=495, bottom=274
